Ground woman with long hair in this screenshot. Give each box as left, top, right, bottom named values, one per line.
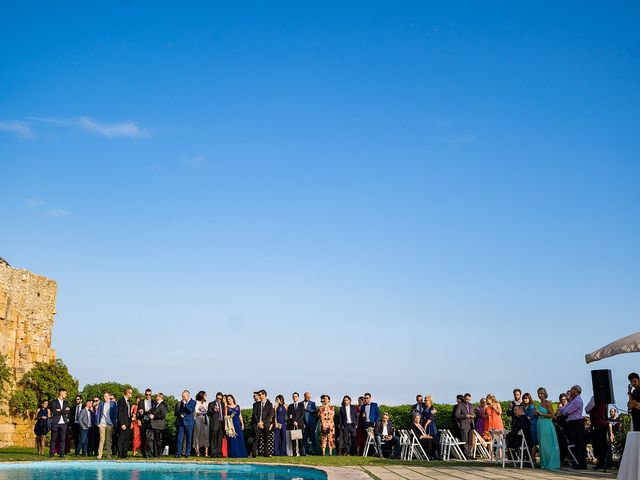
left=193, top=391, right=209, bottom=456
left=355, top=396, right=366, bottom=454
left=535, top=387, right=560, bottom=470
left=131, top=395, right=141, bottom=456
left=483, top=393, right=504, bottom=440
left=225, top=394, right=248, bottom=458
left=474, top=397, right=486, bottom=437
left=273, top=395, right=288, bottom=456
left=522, top=392, right=538, bottom=458
left=34, top=399, right=50, bottom=455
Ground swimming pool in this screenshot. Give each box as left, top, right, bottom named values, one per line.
left=0, top=462, right=328, bottom=480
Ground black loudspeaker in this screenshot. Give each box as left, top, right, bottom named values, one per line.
left=591, top=369, right=615, bottom=404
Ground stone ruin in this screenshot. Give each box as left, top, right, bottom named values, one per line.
left=0, top=258, right=57, bottom=447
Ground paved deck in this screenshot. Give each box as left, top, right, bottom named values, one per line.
left=327, top=465, right=617, bottom=480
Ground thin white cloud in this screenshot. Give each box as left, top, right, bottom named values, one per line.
left=25, top=198, right=46, bottom=207
left=26, top=116, right=150, bottom=139
left=43, top=209, right=71, bottom=218
left=0, top=121, right=33, bottom=138
left=449, top=134, right=476, bottom=144
left=77, top=117, right=150, bottom=138
left=182, top=154, right=209, bottom=168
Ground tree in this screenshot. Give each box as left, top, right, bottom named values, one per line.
left=81, top=382, right=141, bottom=402
left=0, top=354, right=12, bottom=403
left=9, top=359, right=78, bottom=415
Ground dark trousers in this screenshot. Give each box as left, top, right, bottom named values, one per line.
left=142, top=424, right=155, bottom=457
left=253, top=426, right=269, bottom=456
left=88, top=426, right=99, bottom=455
left=176, top=423, right=194, bottom=457
left=375, top=435, right=400, bottom=457
left=79, top=428, right=89, bottom=455
left=151, top=428, right=163, bottom=457
left=303, top=421, right=317, bottom=454
left=418, top=437, right=439, bottom=458
left=567, top=420, right=587, bottom=468
left=340, top=424, right=356, bottom=454
left=139, top=423, right=149, bottom=457
left=210, top=424, right=224, bottom=457
left=459, top=427, right=473, bottom=458
left=72, top=423, right=81, bottom=455
left=50, top=424, right=67, bottom=456
left=117, top=426, right=130, bottom=458
left=591, top=424, right=608, bottom=468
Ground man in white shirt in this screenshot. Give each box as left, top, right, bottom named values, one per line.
left=339, top=395, right=358, bottom=455
left=49, top=388, right=70, bottom=458
left=374, top=413, right=400, bottom=458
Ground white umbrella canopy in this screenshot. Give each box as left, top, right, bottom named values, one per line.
left=585, top=331, right=640, bottom=364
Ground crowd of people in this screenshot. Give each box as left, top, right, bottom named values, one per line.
left=33, top=371, right=640, bottom=471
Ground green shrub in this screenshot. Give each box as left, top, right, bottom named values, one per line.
left=0, top=354, right=12, bottom=404
left=80, top=382, right=141, bottom=402
left=9, top=359, right=78, bottom=415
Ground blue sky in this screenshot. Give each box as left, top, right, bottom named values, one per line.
left=1, top=1, right=639, bottom=407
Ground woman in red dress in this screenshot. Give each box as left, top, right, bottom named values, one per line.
left=355, top=396, right=366, bottom=455
left=131, top=395, right=142, bottom=456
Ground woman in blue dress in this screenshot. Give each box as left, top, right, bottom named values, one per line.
left=224, top=394, right=248, bottom=458
left=273, top=395, right=288, bottom=456
left=535, top=387, right=560, bottom=470
left=522, top=392, right=538, bottom=459
left=423, top=395, right=439, bottom=437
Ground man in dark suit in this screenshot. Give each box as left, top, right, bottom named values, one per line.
left=117, top=388, right=133, bottom=458
left=411, top=394, right=426, bottom=424
left=69, top=394, right=84, bottom=456
left=374, top=413, right=401, bottom=458
left=287, top=392, right=305, bottom=456
left=252, top=389, right=274, bottom=457
left=302, top=391, right=318, bottom=455
left=149, top=392, right=168, bottom=457
left=137, top=388, right=156, bottom=458
left=49, top=388, right=71, bottom=458
left=506, top=405, right=531, bottom=450
left=207, top=391, right=225, bottom=458
left=175, top=390, right=196, bottom=458
left=454, top=392, right=475, bottom=459
left=339, top=395, right=358, bottom=455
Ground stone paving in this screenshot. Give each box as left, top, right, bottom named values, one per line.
left=326, top=465, right=618, bottom=480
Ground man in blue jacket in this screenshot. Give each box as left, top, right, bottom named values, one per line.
left=175, top=390, right=196, bottom=458
left=302, top=392, right=318, bottom=455
left=96, top=391, right=118, bottom=459
left=361, top=392, right=381, bottom=429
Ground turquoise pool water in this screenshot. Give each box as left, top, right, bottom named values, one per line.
left=0, top=462, right=328, bottom=480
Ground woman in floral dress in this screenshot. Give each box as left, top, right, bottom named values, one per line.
left=318, top=394, right=335, bottom=456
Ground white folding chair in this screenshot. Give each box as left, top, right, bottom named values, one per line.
left=515, top=431, right=535, bottom=469
left=490, top=429, right=507, bottom=467
left=440, top=429, right=467, bottom=460
left=406, top=429, right=430, bottom=461
left=399, top=430, right=412, bottom=460
left=472, top=429, right=491, bottom=460
left=363, top=427, right=380, bottom=457
left=567, top=443, right=579, bottom=466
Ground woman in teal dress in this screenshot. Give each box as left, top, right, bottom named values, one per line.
left=535, top=387, right=560, bottom=470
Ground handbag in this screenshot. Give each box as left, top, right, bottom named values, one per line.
left=224, top=415, right=236, bottom=438
left=290, top=428, right=303, bottom=441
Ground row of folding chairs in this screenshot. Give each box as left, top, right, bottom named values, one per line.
left=363, top=425, right=540, bottom=470
left=362, top=428, right=430, bottom=461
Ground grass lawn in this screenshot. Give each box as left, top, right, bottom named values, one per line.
left=0, top=447, right=494, bottom=468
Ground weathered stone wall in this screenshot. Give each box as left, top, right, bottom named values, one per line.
left=0, top=260, right=57, bottom=447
